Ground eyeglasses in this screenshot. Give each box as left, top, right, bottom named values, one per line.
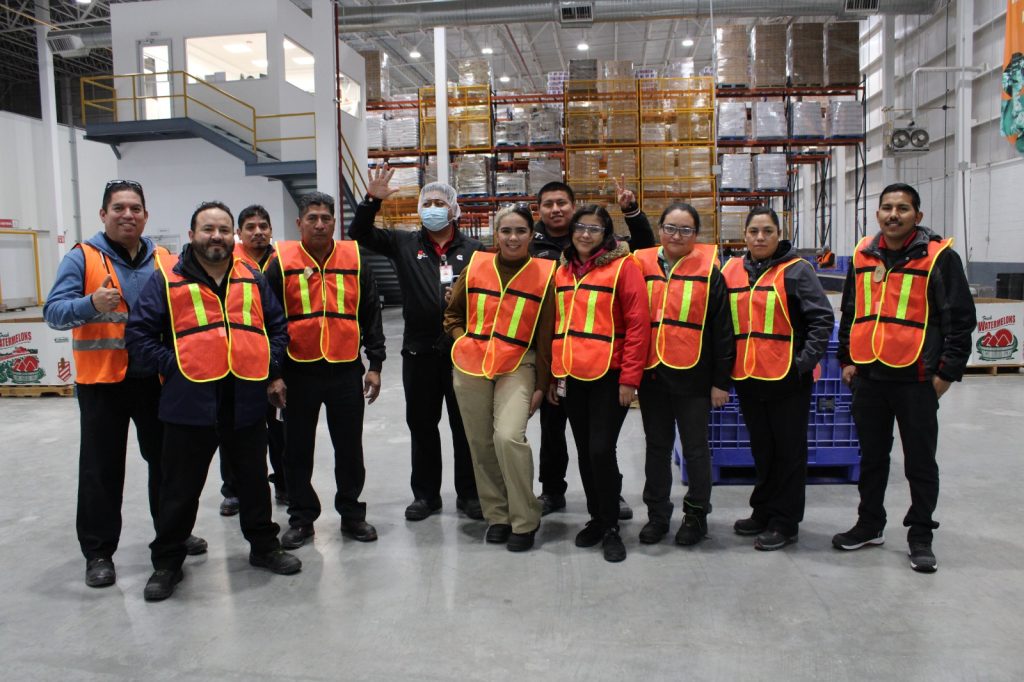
left=660, top=224, right=697, bottom=237
left=573, top=223, right=605, bottom=236
left=105, top=179, right=144, bottom=192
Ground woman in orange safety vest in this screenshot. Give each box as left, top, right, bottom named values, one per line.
left=634, top=203, right=735, bottom=548
left=445, top=205, right=556, bottom=552
left=722, top=207, right=834, bottom=551
left=547, top=204, right=650, bottom=563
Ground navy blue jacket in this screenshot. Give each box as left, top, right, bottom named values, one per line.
left=125, top=246, right=288, bottom=427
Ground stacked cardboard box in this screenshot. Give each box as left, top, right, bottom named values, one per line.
left=494, top=120, right=528, bottom=146
left=567, top=150, right=602, bottom=197
left=752, top=101, right=787, bottom=139
left=384, top=115, right=419, bottom=150
left=677, top=147, right=713, bottom=177
left=716, top=25, right=750, bottom=86
left=495, top=172, right=527, bottom=196
left=359, top=50, right=389, bottom=102
left=529, top=107, right=562, bottom=144
left=606, top=149, right=638, bottom=191
left=675, top=112, right=713, bottom=141
left=457, top=116, right=491, bottom=148
left=390, top=166, right=421, bottom=200
left=642, top=149, right=676, bottom=192
left=599, top=60, right=635, bottom=93
left=788, top=23, right=825, bottom=85
left=721, top=153, right=752, bottom=191
left=718, top=102, right=748, bottom=139
left=566, top=112, right=602, bottom=144
left=568, top=59, right=598, bottom=92
left=606, top=112, right=638, bottom=143
left=754, top=153, right=788, bottom=190
left=454, top=155, right=490, bottom=196
left=791, top=101, right=825, bottom=137
left=827, top=101, right=863, bottom=137
left=526, top=158, right=563, bottom=196
left=826, top=22, right=861, bottom=85
left=458, top=59, right=491, bottom=87
left=719, top=205, right=748, bottom=242
left=547, top=70, right=568, bottom=95
left=665, top=60, right=696, bottom=78
left=641, top=122, right=669, bottom=142
left=751, top=24, right=788, bottom=87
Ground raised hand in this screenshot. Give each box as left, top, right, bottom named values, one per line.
left=614, top=174, right=636, bottom=210
left=367, top=164, right=400, bottom=201
left=91, top=274, right=121, bottom=313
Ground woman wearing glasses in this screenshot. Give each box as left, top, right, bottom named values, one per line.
left=445, top=205, right=556, bottom=551
left=548, top=205, right=650, bottom=562
left=633, top=203, right=735, bottom=547
left=721, top=207, right=833, bottom=551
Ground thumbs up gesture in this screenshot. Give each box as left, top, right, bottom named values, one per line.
left=91, top=274, right=121, bottom=313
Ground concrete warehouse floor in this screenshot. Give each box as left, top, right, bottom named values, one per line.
left=1, top=308, right=1022, bottom=681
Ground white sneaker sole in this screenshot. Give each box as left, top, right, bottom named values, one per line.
left=909, top=553, right=938, bottom=573
left=834, top=536, right=885, bottom=551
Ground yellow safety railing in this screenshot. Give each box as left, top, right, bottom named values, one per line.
left=340, top=132, right=368, bottom=199
left=80, top=71, right=314, bottom=155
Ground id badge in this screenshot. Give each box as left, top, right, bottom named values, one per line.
left=440, top=264, right=454, bottom=284
left=556, top=378, right=567, bottom=398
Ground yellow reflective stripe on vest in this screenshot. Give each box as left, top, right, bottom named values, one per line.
left=729, top=292, right=741, bottom=336
left=556, top=292, right=567, bottom=333
left=678, top=280, right=694, bottom=322
left=188, top=284, right=209, bottom=326
left=473, top=292, right=487, bottom=335
left=298, top=275, right=312, bottom=315
left=763, top=292, right=777, bottom=334
left=506, top=297, right=527, bottom=338
left=862, top=274, right=872, bottom=316
left=896, top=274, right=914, bottom=319
left=242, top=283, right=253, bottom=326
left=583, top=290, right=599, bottom=334
left=336, top=274, right=345, bottom=314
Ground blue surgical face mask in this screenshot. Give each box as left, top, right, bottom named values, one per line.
left=420, top=206, right=451, bottom=232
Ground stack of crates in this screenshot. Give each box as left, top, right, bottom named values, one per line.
left=676, top=323, right=861, bottom=485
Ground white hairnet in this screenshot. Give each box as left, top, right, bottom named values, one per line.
left=418, top=182, right=461, bottom=221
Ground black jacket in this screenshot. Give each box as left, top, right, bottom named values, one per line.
left=529, top=204, right=657, bottom=261
left=733, top=240, right=835, bottom=399
left=837, top=226, right=976, bottom=383
left=125, top=246, right=289, bottom=428
left=348, top=197, right=484, bottom=353
left=263, top=242, right=386, bottom=375
left=643, top=263, right=735, bottom=394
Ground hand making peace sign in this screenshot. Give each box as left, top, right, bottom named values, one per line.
left=613, top=174, right=636, bottom=210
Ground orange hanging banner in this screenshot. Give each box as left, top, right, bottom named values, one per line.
left=1002, top=0, right=1024, bottom=152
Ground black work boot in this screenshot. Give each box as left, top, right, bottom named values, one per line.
left=674, top=501, right=709, bottom=546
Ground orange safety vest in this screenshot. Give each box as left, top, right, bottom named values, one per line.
left=848, top=235, right=952, bottom=367
left=157, top=253, right=270, bottom=382
left=721, top=256, right=800, bottom=380
left=276, top=240, right=361, bottom=363
left=235, top=245, right=273, bottom=273
left=551, top=256, right=630, bottom=381
left=451, top=252, right=555, bottom=379
left=71, top=242, right=169, bottom=384
left=635, top=244, right=718, bottom=370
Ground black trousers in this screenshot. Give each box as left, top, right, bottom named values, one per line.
left=639, top=377, right=713, bottom=524
left=402, top=350, right=477, bottom=502
left=284, top=363, right=367, bottom=528
left=563, top=372, right=629, bottom=530
left=736, top=381, right=813, bottom=537
left=538, top=399, right=570, bottom=496
left=220, top=405, right=286, bottom=499
left=76, top=377, right=163, bottom=560
left=852, top=377, right=940, bottom=543
left=150, top=420, right=279, bottom=571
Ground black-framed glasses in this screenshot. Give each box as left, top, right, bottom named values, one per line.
left=105, top=179, right=144, bottom=192
left=660, top=224, right=697, bottom=237
left=572, top=223, right=604, bottom=236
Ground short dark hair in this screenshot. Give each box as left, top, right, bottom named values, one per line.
left=298, top=192, right=335, bottom=218
left=879, top=183, right=921, bottom=212
left=190, top=201, right=234, bottom=231
left=564, top=204, right=616, bottom=261
left=102, top=180, right=146, bottom=212
left=237, top=204, right=271, bottom=228
left=658, top=202, right=701, bottom=233
left=537, top=181, right=575, bottom=205
left=745, top=206, right=781, bottom=229
left=494, top=204, right=535, bottom=231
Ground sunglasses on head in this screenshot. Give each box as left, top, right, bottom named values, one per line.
left=105, top=179, right=144, bottom=192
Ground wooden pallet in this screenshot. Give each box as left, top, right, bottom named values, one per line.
left=964, top=365, right=1023, bottom=376
left=0, top=384, right=74, bottom=397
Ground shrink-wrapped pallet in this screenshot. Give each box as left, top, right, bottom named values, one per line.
left=752, top=101, right=787, bottom=139
left=715, top=25, right=750, bottom=86
left=751, top=24, right=788, bottom=87
left=790, top=101, right=825, bottom=138
left=788, top=23, right=825, bottom=85
left=825, top=22, right=861, bottom=86
left=827, top=101, right=863, bottom=137
left=458, top=59, right=491, bottom=87
left=454, top=155, right=490, bottom=196
left=527, top=158, right=563, bottom=195
left=495, top=172, right=527, bottom=196
left=529, top=107, right=562, bottom=144
left=754, top=153, right=788, bottom=190
left=494, top=120, right=528, bottom=146
left=721, top=153, right=752, bottom=191
left=718, top=101, right=748, bottom=139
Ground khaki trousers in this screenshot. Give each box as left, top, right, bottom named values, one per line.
left=453, top=351, right=541, bottom=534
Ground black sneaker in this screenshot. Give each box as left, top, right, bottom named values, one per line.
left=219, top=496, right=240, bottom=516
left=638, top=520, right=669, bottom=544
left=340, top=519, right=378, bottom=542
left=250, top=548, right=302, bottom=575
left=575, top=520, right=604, bottom=548
left=404, top=498, right=442, bottom=521
left=538, top=493, right=566, bottom=516
left=909, top=543, right=938, bottom=573
left=674, top=514, right=708, bottom=546
left=618, top=496, right=633, bottom=521
left=85, top=557, right=116, bottom=588
left=602, top=527, right=627, bottom=563
left=281, top=525, right=315, bottom=549
left=485, top=524, right=512, bottom=544
left=143, top=568, right=183, bottom=602
left=184, top=535, right=208, bottom=556
left=832, top=526, right=885, bottom=551
left=754, top=529, right=798, bottom=551
left=507, top=528, right=537, bottom=552
left=733, top=516, right=768, bottom=536
left=456, top=497, right=484, bottom=520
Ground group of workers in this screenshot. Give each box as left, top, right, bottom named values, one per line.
left=44, top=173, right=975, bottom=601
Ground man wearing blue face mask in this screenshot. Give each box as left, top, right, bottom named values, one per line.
left=349, top=168, right=485, bottom=521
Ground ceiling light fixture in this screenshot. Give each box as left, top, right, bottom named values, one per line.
left=75, top=0, right=92, bottom=4
left=482, top=47, right=494, bottom=55
left=682, top=38, right=694, bottom=47
left=499, top=74, right=510, bottom=83
left=577, top=42, right=589, bottom=51
left=409, top=50, right=422, bottom=59
left=223, top=44, right=252, bottom=54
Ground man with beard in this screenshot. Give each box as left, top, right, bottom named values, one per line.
left=127, top=201, right=300, bottom=601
